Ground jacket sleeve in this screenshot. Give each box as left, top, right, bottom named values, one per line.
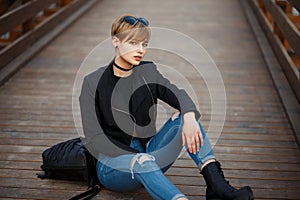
left=79, top=76, right=104, bottom=154
left=79, top=77, right=100, bottom=139
left=153, top=65, right=201, bottom=120
left=79, top=74, right=130, bottom=157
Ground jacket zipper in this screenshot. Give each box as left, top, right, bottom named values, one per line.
left=111, top=76, right=156, bottom=144
left=111, top=106, right=137, bottom=144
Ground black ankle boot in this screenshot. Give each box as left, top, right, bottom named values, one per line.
left=206, top=183, right=222, bottom=200
left=201, top=161, right=254, bottom=200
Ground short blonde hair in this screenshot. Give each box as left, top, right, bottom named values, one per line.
left=111, top=14, right=151, bottom=42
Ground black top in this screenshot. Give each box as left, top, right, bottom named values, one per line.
left=112, top=74, right=121, bottom=83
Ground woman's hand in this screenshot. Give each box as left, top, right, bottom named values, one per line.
left=182, top=112, right=204, bottom=154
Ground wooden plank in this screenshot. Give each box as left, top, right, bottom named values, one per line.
left=1, top=142, right=296, bottom=158
left=0, top=0, right=61, bottom=36
left=0, top=130, right=295, bottom=143
left=0, top=169, right=46, bottom=178
left=0, top=119, right=294, bottom=131
left=253, top=188, right=300, bottom=200
left=179, top=182, right=300, bottom=199
left=217, top=139, right=298, bottom=149
left=167, top=167, right=300, bottom=180
left=0, top=187, right=151, bottom=200
left=0, top=177, right=88, bottom=190
left=0, top=153, right=42, bottom=162
left=213, top=146, right=299, bottom=156
left=0, top=160, right=41, bottom=170
left=0, top=131, right=74, bottom=140
left=0, top=138, right=66, bottom=146
left=173, top=159, right=300, bottom=172
left=0, top=135, right=291, bottom=148
left=170, top=175, right=300, bottom=190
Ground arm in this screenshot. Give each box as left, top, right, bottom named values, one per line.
left=79, top=76, right=105, bottom=154
left=79, top=75, right=130, bottom=156
left=153, top=66, right=203, bottom=153
left=154, top=68, right=201, bottom=119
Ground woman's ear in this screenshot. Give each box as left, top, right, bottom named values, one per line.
left=112, top=36, right=120, bottom=48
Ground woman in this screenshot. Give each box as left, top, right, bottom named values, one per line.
left=79, top=14, right=254, bottom=200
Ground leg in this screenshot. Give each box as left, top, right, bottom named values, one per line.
left=145, top=112, right=253, bottom=200
left=186, top=121, right=216, bottom=170
left=146, top=112, right=218, bottom=173
left=188, top=121, right=254, bottom=200
left=147, top=112, right=182, bottom=151
left=147, top=112, right=216, bottom=172
left=97, top=153, right=187, bottom=200
left=146, top=112, right=184, bottom=172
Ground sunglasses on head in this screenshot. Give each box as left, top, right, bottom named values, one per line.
left=121, top=16, right=149, bottom=26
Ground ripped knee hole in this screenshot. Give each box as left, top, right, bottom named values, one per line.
left=130, top=153, right=155, bottom=179
left=134, top=153, right=155, bottom=165
left=171, top=111, right=180, bottom=121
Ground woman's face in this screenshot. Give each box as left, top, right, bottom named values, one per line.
left=116, top=38, right=148, bottom=66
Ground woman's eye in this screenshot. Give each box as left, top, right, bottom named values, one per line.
left=129, top=41, right=137, bottom=45
left=142, top=43, right=148, bottom=47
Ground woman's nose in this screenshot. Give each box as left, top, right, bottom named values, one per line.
left=137, top=44, right=145, bottom=53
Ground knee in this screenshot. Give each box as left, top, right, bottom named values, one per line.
left=170, top=112, right=183, bottom=129
left=137, top=154, right=155, bottom=164
left=130, top=153, right=159, bottom=177
left=131, top=153, right=156, bottom=167
left=171, top=111, right=180, bottom=121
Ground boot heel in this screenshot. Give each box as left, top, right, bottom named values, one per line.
left=232, top=186, right=254, bottom=200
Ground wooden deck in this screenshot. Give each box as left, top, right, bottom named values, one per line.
left=1, top=0, right=300, bottom=199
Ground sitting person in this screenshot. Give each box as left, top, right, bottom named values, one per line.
left=79, top=14, right=254, bottom=200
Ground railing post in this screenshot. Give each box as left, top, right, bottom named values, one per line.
left=60, top=0, right=72, bottom=6
left=21, top=0, right=34, bottom=34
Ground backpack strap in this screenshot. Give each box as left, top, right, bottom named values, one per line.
left=69, top=185, right=101, bottom=200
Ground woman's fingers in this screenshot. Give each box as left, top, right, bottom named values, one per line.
left=198, top=127, right=204, bottom=147
left=183, top=129, right=203, bottom=154
left=186, top=134, right=197, bottom=154
left=188, top=141, right=195, bottom=154
left=182, top=131, right=192, bottom=153
left=182, top=124, right=204, bottom=154
left=194, top=133, right=200, bottom=152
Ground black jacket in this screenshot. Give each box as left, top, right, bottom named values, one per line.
left=79, top=60, right=200, bottom=155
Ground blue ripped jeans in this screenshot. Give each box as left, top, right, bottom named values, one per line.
left=96, top=114, right=215, bottom=200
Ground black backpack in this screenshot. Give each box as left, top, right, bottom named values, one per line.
left=37, top=137, right=102, bottom=200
